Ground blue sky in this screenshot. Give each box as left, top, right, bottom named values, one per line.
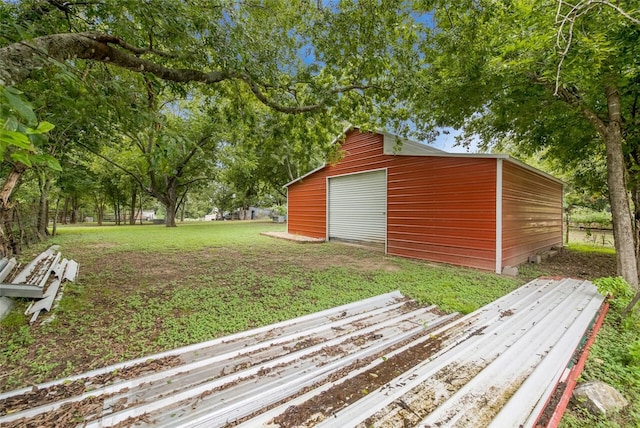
left=430, top=128, right=480, bottom=153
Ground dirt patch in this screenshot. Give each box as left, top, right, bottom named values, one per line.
left=536, top=381, right=566, bottom=427
left=86, top=242, right=118, bottom=250
left=499, top=309, right=514, bottom=318
left=528, top=248, right=616, bottom=281
left=260, top=232, right=324, bottom=243
left=303, top=254, right=403, bottom=273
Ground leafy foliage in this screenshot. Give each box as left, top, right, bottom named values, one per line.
left=593, top=276, right=634, bottom=306
left=569, top=207, right=612, bottom=227
left=0, top=85, right=60, bottom=170
left=410, top=0, right=640, bottom=288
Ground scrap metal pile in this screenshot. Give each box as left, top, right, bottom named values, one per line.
left=0, top=245, right=78, bottom=323
left=0, top=280, right=606, bottom=427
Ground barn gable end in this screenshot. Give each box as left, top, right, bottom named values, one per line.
left=286, top=129, right=563, bottom=272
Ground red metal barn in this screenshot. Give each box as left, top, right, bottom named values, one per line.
left=285, top=129, right=563, bottom=273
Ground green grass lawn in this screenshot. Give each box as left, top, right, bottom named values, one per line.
left=0, top=220, right=521, bottom=391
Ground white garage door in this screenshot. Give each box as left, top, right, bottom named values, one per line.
left=328, top=169, right=387, bottom=244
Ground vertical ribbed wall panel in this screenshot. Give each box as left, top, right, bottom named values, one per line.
left=501, top=161, right=563, bottom=267
left=287, top=172, right=327, bottom=239
left=328, top=170, right=387, bottom=243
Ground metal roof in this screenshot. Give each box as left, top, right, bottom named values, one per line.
left=0, top=278, right=604, bottom=427
left=284, top=128, right=562, bottom=187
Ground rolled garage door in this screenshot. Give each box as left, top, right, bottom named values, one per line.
left=328, top=169, right=387, bottom=244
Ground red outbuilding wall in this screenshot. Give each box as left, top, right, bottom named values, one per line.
left=386, top=156, right=497, bottom=271
left=287, top=129, right=563, bottom=272
left=501, top=161, right=563, bottom=267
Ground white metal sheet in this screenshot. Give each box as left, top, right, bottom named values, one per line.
left=328, top=169, right=387, bottom=244
left=0, top=281, right=605, bottom=428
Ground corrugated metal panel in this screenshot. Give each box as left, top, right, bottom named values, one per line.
left=328, top=170, right=387, bottom=244
left=0, top=280, right=605, bottom=427
left=287, top=172, right=327, bottom=239
left=318, top=278, right=604, bottom=427
left=502, top=161, right=563, bottom=267
left=387, top=156, right=497, bottom=271
left=286, top=129, right=562, bottom=271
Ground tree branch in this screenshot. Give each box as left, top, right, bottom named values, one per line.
left=174, top=136, right=212, bottom=180
left=0, top=33, right=228, bottom=87
left=531, top=73, right=609, bottom=137
left=0, top=32, right=374, bottom=115
left=554, top=0, right=640, bottom=95
left=75, top=140, right=150, bottom=193
left=87, top=33, right=175, bottom=58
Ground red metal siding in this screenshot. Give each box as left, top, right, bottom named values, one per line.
left=288, top=131, right=387, bottom=239
left=386, top=157, right=497, bottom=271
left=288, top=129, right=499, bottom=270
left=287, top=172, right=326, bottom=239
left=501, top=161, right=563, bottom=267
left=287, top=131, right=386, bottom=238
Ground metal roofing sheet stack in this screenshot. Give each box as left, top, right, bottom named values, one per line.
left=0, top=278, right=604, bottom=428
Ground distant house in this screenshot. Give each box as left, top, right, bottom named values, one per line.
left=285, top=129, right=563, bottom=273
left=135, top=210, right=155, bottom=221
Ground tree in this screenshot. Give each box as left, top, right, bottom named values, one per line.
left=1, top=1, right=424, bottom=118
left=0, top=84, right=60, bottom=253
left=413, top=0, right=640, bottom=288
left=0, top=0, right=429, bottom=240
left=215, top=102, right=340, bottom=214
left=84, top=89, right=222, bottom=227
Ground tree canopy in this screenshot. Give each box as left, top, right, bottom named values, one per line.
left=0, top=0, right=431, bottom=248
left=409, top=0, right=640, bottom=288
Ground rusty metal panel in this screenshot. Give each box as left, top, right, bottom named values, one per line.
left=501, top=161, right=563, bottom=267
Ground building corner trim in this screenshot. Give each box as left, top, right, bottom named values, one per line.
left=496, top=159, right=503, bottom=274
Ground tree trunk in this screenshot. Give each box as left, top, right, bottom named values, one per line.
left=603, top=86, right=639, bottom=289
left=0, top=163, right=27, bottom=256
left=161, top=183, right=178, bottom=227
left=138, top=186, right=144, bottom=225
left=36, top=173, right=51, bottom=240
left=62, top=197, right=70, bottom=224
left=97, top=200, right=104, bottom=226
left=632, top=184, right=640, bottom=274
left=165, top=200, right=177, bottom=227
left=130, top=187, right=137, bottom=225
left=52, top=196, right=60, bottom=236
left=10, top=204, right=22, bottom=255
left=70, top=197, right=79, bottom=224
